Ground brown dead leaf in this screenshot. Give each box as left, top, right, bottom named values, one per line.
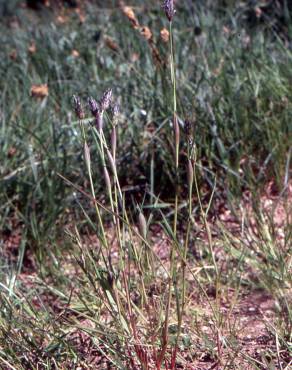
left=30, top=84, right=49, bottom=99
left=130, top=53, right=139, bottom=63
left=104, top=36, right=119, bottom=52
left=160, top=28, right=170, bottom=43
left=121, top=5, right=139, bottom=29
left=28, top=42, right=36, bottom=54
left=213, top=57, right=224, bottom=77
left=255, top=7, right=262, bottom=18
left=140, top=26, right=152, bottom=41
left=9, top=18, right=20, bottom=30
left=243, top=35, right=251, bottom=48
left=71, top=49, right=80, bottom=58
left=223, top=26, right=231, bottom=36
left=56, top=15, right=67, bottom=24
left=75, top=7, right=86, bottom=23
left=8, top=147, right=17, bottom=158
left=9, top=50, right=17, bottom=61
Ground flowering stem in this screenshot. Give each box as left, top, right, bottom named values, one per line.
left=159, top=18, right=179, bottom=366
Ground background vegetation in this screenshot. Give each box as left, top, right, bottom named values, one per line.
left=0, top=0, right=291, bottom=368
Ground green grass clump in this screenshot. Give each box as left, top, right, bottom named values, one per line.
left=0, top=1, right=291, bottom=252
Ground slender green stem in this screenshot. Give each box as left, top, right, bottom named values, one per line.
left=80, top=120, right=108, bottom=250
left=193, top=161, right=218, bottom=276
left=159, top=19, right=179, bottom=366
left=169, top=22, right=176, bottom=113
left=176, top=158, right=193, bottom=345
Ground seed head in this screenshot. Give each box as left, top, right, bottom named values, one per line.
left=88, top=96, right=99, bottom=117
left=100, top=88, right=113, bottom=112
left=73, top=95, right=84, bottom=119
left=162, top=0, right=175, bottom=22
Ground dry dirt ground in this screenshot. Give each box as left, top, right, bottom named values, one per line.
left=1, top=181, right=291, bottom=368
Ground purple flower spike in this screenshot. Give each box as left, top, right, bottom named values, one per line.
left=100, top=88, right=113, bottom=112
left=162, top=0, right=175, bottom=22
left=88, top=96, right=99, bottom=117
